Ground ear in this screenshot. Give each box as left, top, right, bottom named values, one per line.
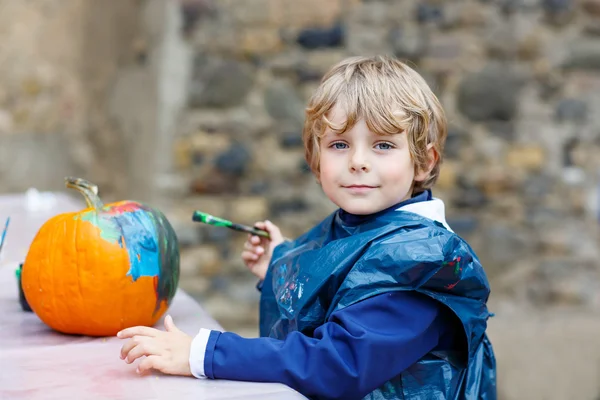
left=414, top=144, right=438, bottom=182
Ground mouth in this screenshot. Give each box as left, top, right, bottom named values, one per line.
left=342, top=185, right=379, bottom=194
left=342, top=185, right=378, bottom=189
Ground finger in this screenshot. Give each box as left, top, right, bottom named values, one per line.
left=242, top=250, right=259, bottom=262
left=120, top=335, right=148, bottom=360
left=244, top=242, right=263, bottom=253
left=164, top=315, right=181, bottom=333
left=137, top=355, right=163, bottom=374
left=250, top=235, right=261, bottom=245
left=117, top=326, right=159, bottom=339
left=244, top=240, right=263, bottom=254
left=264, top=220, right=283, bottom=242
left=126, top=340, right=160, bottom=364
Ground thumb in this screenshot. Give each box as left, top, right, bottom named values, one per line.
left=163, top=315, right=180, bottom=333
left=264, top=220, right=283, bottom=243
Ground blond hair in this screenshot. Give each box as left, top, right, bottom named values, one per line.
left=302, top=55, right=447, bottom=194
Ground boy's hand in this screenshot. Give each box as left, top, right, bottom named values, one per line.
left=241, top=220, right=284, bottom=280
left=117, top=315, right=192, bottom=376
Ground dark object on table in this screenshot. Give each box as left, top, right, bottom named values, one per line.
left=16, top=264, right=33, bottom=312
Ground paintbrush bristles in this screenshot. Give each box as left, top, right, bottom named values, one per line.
left=0, top=217, right=10, bottom=259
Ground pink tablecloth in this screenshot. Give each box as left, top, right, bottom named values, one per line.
left=0, top=191, right=305, bottom=400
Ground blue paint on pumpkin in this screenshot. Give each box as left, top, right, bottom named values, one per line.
left=111, top=210, right=161, bottom=281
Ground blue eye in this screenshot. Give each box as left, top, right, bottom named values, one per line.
left=376, top=142, right=394, bottom=150
left=331, top=142, right=348, bottom=149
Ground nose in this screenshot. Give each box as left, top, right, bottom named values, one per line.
left=349, top=148, right=371, bottom=172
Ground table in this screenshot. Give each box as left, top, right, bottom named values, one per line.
left=0, top=191, right=305, bottom=400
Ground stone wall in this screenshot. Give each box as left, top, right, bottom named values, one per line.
left=171, top=0, right=600, bottom=322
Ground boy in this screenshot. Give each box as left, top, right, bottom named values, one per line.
left=118, top=55, right=496, bottom=399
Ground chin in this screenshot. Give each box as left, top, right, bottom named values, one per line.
left=338, top=202, right=381, bottom=215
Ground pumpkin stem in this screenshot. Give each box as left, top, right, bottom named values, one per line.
left=64, top=177, right=104, bottom=209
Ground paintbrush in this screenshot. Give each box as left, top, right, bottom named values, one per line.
left=192, top=211, right=271, bottom=239
left=0, top=217, right=10, bottom=258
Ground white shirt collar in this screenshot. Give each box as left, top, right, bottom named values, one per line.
left=396, top=198, right=454, bottom=232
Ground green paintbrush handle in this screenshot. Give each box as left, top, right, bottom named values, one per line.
left=192, top=211, right=271, bottom=239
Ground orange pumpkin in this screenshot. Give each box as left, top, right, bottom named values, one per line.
left=21, top=177, right=180, bottom=336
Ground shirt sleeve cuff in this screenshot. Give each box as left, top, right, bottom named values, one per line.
left=189, top=328, right=212, bottom=379
left=189, top=328, right=222, bottom=379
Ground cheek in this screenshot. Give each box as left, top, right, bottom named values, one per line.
left=318, top=154, right=337, bottom=181
left=379, top=155, right=415, bottom=183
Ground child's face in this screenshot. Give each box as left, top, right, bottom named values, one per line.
left=319, top=104, right=425, bottom=215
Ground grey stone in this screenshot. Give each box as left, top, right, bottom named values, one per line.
left=555, top=98, right=588, bottom=122
left=479, top=225, right=532, bottom=266
left=223, top=108, right=273, bottom=140
left=454, top=178, right=488, bottom=208
left=485, top=121, right=516, bottom=141
left=188, top=57, right=255, bottom=108
left=485, top=21, right=518, bottom=60
left=416, top=3, right=443, bottom=24
left=294, top=64, right=323, bottom=83
left=498, top=0, right=524, bottom=15
left=563, top=40, right=600, bottom=70
left=446, top=216, right=480, bottom=235
left=267, top=50, right=305, bottom=75
left=542, top=0, right=574, bottom=13
left=350, top=1, right=390, bottom=25
left=299, top=159, right=312, bottom=174
left=347, top=27, right=391, bottom=56
left=192, top=151, right=204, bottom=166
left=270, top=198, right=311, bottom=216
left=425, top=35, right=464, bottom=62
left=249, top=180, right=270, bottom=195
left=280, top=131, right=304, bottom=149
left=444, top=126, right=470, bottom=159
left=214, top=143, right=251, bottom=175
left=420, top=70, right=443, bottom=95
left=542, top=0, right=575, bottom=24
left=524, top=207, right=564, bottom=229
left=504, top=0, right=540, bottom=11
left=204, top=225, right=231, bottom=243
left=583, top=20, right=600, bottom=36
left=264, top=81, right=305, bottom=125
left=453, top=187, right=488, bottom=209
left=172, top=222, right=204, bottom=248
left=189, top=171, right=240, bottom=195
left=296, top=23, right=345, bottom=50
left=389, top=26, right=428, bottom=62
left=210, top=276, right=230, bottom=291
left=522, top=173, right=555, bottom=200
left=180, top=0, right=216, bottom=36
left=457, top=63, right=522, bottom=121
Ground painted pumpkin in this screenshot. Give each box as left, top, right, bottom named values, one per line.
left=21, top=177, right=180, bottom=336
